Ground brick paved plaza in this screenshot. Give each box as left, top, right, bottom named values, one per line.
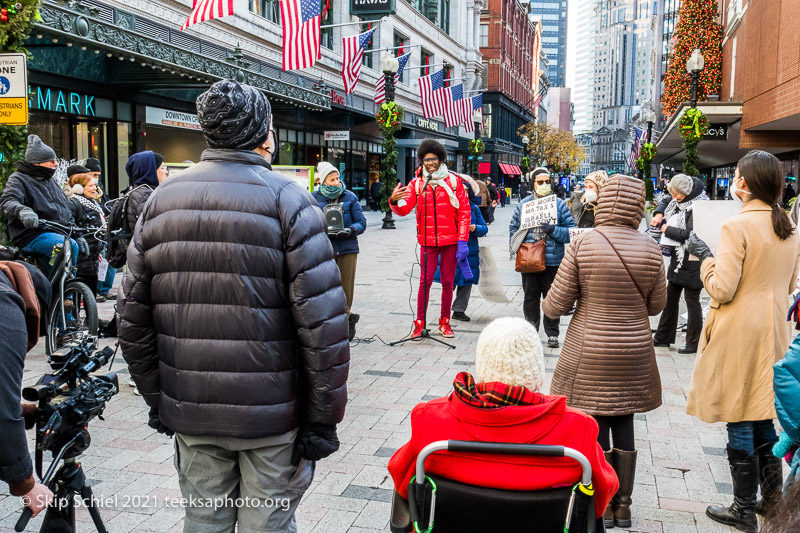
left=2, top=203, right=753, bottom=533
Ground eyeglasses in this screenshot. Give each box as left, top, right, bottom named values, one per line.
left=423, top=157, right=439, bottom=164
left=535, top=180, right=552, bottom=185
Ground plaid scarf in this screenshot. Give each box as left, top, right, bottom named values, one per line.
left=453, top=372, right=544, bottom=409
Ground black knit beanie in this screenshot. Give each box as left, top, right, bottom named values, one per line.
left=196, top=79, right=271, bottom=151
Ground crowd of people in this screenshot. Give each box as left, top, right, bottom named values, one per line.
left=2, top=77, right=800, bottom=533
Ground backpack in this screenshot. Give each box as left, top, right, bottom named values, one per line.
left=106, top=185, right=149, bottom=269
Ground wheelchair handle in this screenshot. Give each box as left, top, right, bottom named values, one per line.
left=415, top=440, right=593, bottom=487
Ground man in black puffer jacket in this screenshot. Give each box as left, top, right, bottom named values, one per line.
left=118, top=80, right=349, bottom=532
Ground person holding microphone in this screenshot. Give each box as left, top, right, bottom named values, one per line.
left=389, top=139, right=471, bottom=339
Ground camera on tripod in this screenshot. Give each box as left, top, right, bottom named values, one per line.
left=15, top=338, right=119, bottom=533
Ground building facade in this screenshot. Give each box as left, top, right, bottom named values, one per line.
left=571, top=0, right=595, bottom=136
left=527, top=0, right=567, bottom=87
left=547, top=87, right=572, bottom=131
left=479, top=0, right=539, bottom=189
left=25, top=0, right=481, bottom=197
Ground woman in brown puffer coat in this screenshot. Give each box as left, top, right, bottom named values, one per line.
left=543, top=174, right=666, bottom=529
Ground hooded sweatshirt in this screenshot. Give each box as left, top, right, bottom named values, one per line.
left=124, top=151, right=160, bottom=231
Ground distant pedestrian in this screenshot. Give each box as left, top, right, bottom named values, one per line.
left=484, top=177, right=498, bottom=224
left=543, top=174, right=667, bottom=529
left=434, top=175, right=488, bottom=322
left=575, top=170, right=608, bottom=228
left=313, top=161, right=367, bottom=341
left=685, top=150, right=800, bottom=532
left=476, top=176, right=490, bottom=221
left=370, top=176, right=382, bottom=211
left=119, top=79, right=349, bottom=532
left=652, top=174, right=708, bottom=354
left=518, top=180, right=529, bottom=201
left=499, top=186, right=507, bottom=207
left=509, top=167, right=575, bottom=348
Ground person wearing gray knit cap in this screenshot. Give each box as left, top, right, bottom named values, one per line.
left=653, top=173, right=709, bottom=354
left=0, top=135, right=87, bottom=267
left=118, top=79, right=349, bottom=533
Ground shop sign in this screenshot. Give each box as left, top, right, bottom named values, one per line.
left=416, top=117, right=439, bottom=132
left=145, top=106, right=201, bottom=130
left=702, top=124, right=728, bottom=141
left=324, top=130, right=350, bottom=141
left=0, top=53, right=27, bottom=125
left=327, top=89, right=346, bottom=106
left=29, top=85, right=109, bottom=118
left=350, top=0, right=395, bottom=16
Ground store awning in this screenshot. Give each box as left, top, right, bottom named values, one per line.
left=499, top=163, right=521, bottom=175
left=478, top=162, right=491, bottom=174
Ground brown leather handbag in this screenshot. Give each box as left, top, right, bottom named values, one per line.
left=515, top=237, right=547, bottom=273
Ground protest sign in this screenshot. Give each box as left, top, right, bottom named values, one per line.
left=519, top=195, right=557, bottom=231
left=692, top=201, right=741, bottom=255
left=478, top=246, right=511, bottom=303
left=567, top=227, right=593, bottom=247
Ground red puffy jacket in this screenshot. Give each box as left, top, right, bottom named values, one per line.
left=390, top=172, right=470, bottom=247
left=387, top=393, right=618, bottom=518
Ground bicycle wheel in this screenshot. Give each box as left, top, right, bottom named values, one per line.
left=45, top=281, right=99, bottom=355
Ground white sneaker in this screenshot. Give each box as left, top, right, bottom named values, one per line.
left=128, top=377, right=136, bottom=387
left=133, top=387, right=142, bottom=396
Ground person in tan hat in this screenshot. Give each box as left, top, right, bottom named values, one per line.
left=387, top=317, right=618, bottom=526
left=576, top=170, right=608, bottom=228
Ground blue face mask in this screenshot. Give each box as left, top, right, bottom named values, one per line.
left=321, top=182, right=345, bottom=200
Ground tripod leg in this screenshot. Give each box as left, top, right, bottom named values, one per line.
left=80, top=484, right=107, bottom=533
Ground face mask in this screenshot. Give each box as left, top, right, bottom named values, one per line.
left=583, top=189, right=598, bottom=204
left=535, top=183, right=551, bottom=197
left=730, top=177, right=751, bottom=205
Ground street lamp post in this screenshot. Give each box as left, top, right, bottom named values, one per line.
left=380, top=52, right=400, bottom=230
left=521, top=134, right=529, bottom=175
left=471, top=109, right=482, bottom=178
left=686, top=48, right=705, bottom=108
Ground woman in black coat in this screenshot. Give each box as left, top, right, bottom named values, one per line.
left=652, top=174, right=708, bottom=354
left=66, top=167, right=105, bottom=296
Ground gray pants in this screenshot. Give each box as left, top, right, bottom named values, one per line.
left=452, top=284, right=472, bottom=313
left=174, top=428, right=313, bottom=533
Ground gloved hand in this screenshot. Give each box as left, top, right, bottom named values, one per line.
left=332, top=227, right=354, bottom=240
left=773, top=431, right=796, bottom=460
left=456, top=240, right=473, bottom=280
left=292, top=424, right=339, bottom=463
left=148, top=408, right=174, bottom=437
left=685, top=232, right=713, bottom=262
left=18, top=208, right=39, bottom=229
left=540, top=223, right=555, bottom=235
left=76, top=237, right=90, bottom=259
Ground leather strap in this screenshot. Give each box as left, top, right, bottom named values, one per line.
left=594, top=228, right=648, bottom=304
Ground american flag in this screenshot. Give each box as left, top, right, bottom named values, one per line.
left=463, top=94, right=483, bottom=133
left=419, top=69, right=446, bottom=119
left=280, top=0, right=321, bottom=71
left=531, top=85, right=548, bottom=109
left=181, top=0, right=234, bottom=31
left=341, top=28, right=375, bottom=94
left=628, top=126, right=645, bottom=170
left=373, top=52, right=411, bottom=104
left=443, top=84, right=465, bottom=127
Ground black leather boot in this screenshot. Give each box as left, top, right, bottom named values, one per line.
left=348, top=313, right=359, bottom=341
left=603, top=450, right=615, bottom=529
left=706, top=445, right=758, bottom=532
left=755, top=439, right=782, bottom=517
left=612, top=449, right=637, bottom=528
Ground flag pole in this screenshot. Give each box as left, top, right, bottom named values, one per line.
left=362, top=44, right=420, bottom=55
left=321, top=17, right=386, bottom=29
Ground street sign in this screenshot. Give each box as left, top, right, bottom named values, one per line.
left=350, top=0, right=395, bottom=16
left=324, top=130, right=350, bottom=141
left=0, top=53, right=28, bottom=125
left=703, top=124, right=728, bottom=141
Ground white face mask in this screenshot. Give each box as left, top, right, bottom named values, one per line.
left=535, top=183, right=552, bottom=197
left=730, top=177, right=752, bottom=204
left=583, top=189, right=598, bottom=204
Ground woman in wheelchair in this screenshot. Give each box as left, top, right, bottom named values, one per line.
left=388, top=318, right=619, bottom=527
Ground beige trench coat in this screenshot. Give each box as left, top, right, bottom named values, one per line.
left=686, top=200, right=800, bottom=423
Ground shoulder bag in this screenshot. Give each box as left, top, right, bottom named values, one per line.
left=515, top=236, right=547, bottom=273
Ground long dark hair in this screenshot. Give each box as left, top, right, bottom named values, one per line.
left=761, top=481, right=800, bottom=532
left=737, top=150, right=794, bottom=240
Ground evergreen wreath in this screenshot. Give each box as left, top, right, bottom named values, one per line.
left=469, top=138, right=484, bottom=156
left=375, top=101, right=403, bottom=136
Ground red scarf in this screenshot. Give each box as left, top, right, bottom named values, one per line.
left=453, top=372, right=544, bottom=409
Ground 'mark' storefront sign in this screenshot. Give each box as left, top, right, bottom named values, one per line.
left=29, top=86, right=106, bottom=117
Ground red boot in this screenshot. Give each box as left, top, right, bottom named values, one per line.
left=438, top=317, right=454, bottom=338
left=411, top=320, right=425, bottom=340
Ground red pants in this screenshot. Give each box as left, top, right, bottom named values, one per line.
left=418, top=244, right=457, bottom=322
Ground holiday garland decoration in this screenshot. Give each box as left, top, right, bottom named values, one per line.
left=680, top=108, right=708, bottom=177
left=660, top=0, right=723, bottom=117
left=0, top=0, right=39, bottom=243
left=469, top=138, right=484, bottom=156
left=375, top=101, right=403, bottom=136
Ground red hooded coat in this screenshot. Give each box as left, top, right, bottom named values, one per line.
left=387, top=393, right=618, bottom=518
left=390, top=172, right=470, bottom=247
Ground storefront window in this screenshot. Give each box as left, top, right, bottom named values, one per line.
left=351, top=149, right=367, bottom=200
left=277, top=128, right=296, bottom=165
left=116, top=122, right=133, bottom=193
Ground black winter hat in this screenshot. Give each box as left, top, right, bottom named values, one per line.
left=417, top=139, right=447, bottom=163
left=84, top=157, right=102, bottom=173
left=67, top=164, right=90, bottom=177
left=196, top=79, right=272, bottom=151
